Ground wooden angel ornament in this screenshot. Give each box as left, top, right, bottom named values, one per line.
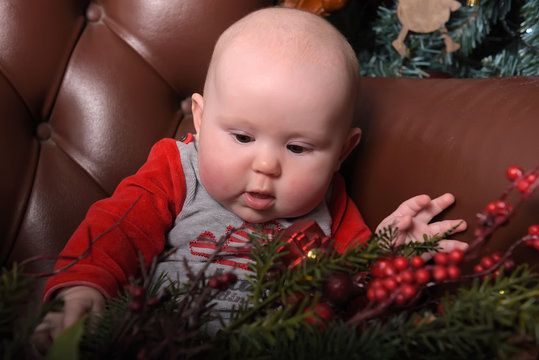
left=392, top=0, right=462, bottom=56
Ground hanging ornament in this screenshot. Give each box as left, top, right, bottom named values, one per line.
left=281, top=0, right=347, bottom=17
left=466, top=0, right=480, bottom=6
left=392, top=0, right=462, bottom=56
left=277, top=219, right=331, bottom=268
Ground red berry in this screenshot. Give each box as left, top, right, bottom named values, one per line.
left=528, top=225, right=539, bottom=236
left=495, top=201, right=508, bottom=212
left=383, top=277, right=398, bottom=291
left=474, top=264, right=484, bottom=273
left=448, top=249, right=464, bottom=263
left=506, top=166, right=523, bottom=180
left=486, top=202, right=497, bottom=213
left=526, top=173, right=538, bottom=184
left=374, top=287, right=389, bottom=301
left=395, top=293, right=406, bottom=305
left=208, top=277, right=220, bottom=289
left=503, top=259, right=515, bottom=271
left=433, top=266, right=448, bottom=282
left=434, top=252, right=449, bottom=266
left=219, top=272, right=238, bottom=285
left=480, top=256, right=495, bottom=269
left=447, top=265, right=461, bottom=279
left=400, top=269, right=415, bottom=284
left=367, top=287, right=376, bottom=301
left=393, top=256, right=409, bottom=271
left=534, top=239, right=539, bottom=250
left=383, top=264, right=398, bottom=277
left=130, top=286, right=145, bottom=301
left=323, top=273, right=353, bottom=303
left=491, top=252, right=502, bottom=263
left=370, top=278, right=384, bottom=289
left=517, top=180, right=530, bottom=192
left=414, top=268, right=430, bottom=284
left=411, top=256, right=424, bottom=268
left=371, top=259, right=391, bottom=278
left=305, top=303, right=333, bottom=325
left=400, top=284, right=417, bottom=299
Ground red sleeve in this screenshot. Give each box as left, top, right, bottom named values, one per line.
left=329, top=173, right=372, bottom=253
left=43, top=138, right=187, bottom=300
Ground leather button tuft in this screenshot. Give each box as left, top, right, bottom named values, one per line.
left=86, top=3, right=103, bottom=22
left=36, top=123, right=52, bottom=141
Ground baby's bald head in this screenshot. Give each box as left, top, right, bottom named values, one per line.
left=203, top=7, right=360, bottom=128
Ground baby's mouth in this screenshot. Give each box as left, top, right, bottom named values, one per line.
left=244, top=192, right=275, bottom=210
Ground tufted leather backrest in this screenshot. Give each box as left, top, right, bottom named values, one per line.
left=1, top=0, right=273, bottom=278
left=1, top=0, right=538, bottom=298
left=350, top=76, right=539, bottom=267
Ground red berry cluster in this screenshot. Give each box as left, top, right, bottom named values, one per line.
left=485, top=200, right=513, bottom=217
left=473, top=252, right=515, bottom=280
left=125, top=285, right=171, bottom=313
left=208, top=272, right=238, bottom=291
left=506, top=165, right=538, bottom=193
left=366, top=250, right=465, bottom=305
left=525, top=225, right=539, bottom=250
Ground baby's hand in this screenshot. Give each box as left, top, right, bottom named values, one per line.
left=32, top=286, right=105, bottom=354
left=376, top=193, right=468, bottom=259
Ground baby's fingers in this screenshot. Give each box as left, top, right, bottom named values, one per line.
left=32, top=312, right=64, bottom=354
left=428, top=218, right=468, bottom=237
left=416, top=193, right=456, bottom=224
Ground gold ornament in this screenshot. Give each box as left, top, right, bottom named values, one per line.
left=467, top=0, right=480, bottom=6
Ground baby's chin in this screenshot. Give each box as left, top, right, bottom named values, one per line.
left=233, top=207, right=308, bottom=225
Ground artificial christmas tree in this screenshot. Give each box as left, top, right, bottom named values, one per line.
left=325, top=0, right=539, bottom=77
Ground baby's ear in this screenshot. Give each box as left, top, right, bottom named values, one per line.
left=191, top=93, right=204, bottom=135
left=337, top=127, right=361, bottom=169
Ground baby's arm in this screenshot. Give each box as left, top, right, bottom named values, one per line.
left=32, top=286, right=105, bottom=353
left=376, top=193, right=468, bottom=258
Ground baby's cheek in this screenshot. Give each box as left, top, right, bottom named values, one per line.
left=282, top=175, right=329, bottom=213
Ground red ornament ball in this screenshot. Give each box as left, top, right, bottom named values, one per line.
left=323, top=273, right=353, bottom=303
left=305, top=303, right=333, bottom=325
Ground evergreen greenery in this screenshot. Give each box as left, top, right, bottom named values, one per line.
left=329, top=0, right=539, bottom=77
left=2, top=226, right=538, bottom=359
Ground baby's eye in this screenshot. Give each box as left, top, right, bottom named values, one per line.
left=287, top=144, right=308, bottom=154
left=234, top=134, right=253, bottom=144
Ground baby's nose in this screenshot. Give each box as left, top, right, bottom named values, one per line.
left=252, top=151, right=281, bottom=177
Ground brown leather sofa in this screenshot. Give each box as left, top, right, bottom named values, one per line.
left=1, top=0, right=538, bottom=303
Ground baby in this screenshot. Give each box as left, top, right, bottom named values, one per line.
left=33, top=6, right=467, bottom=348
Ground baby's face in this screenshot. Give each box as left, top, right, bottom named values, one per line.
left=192, top=43, right=359, bottom=223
